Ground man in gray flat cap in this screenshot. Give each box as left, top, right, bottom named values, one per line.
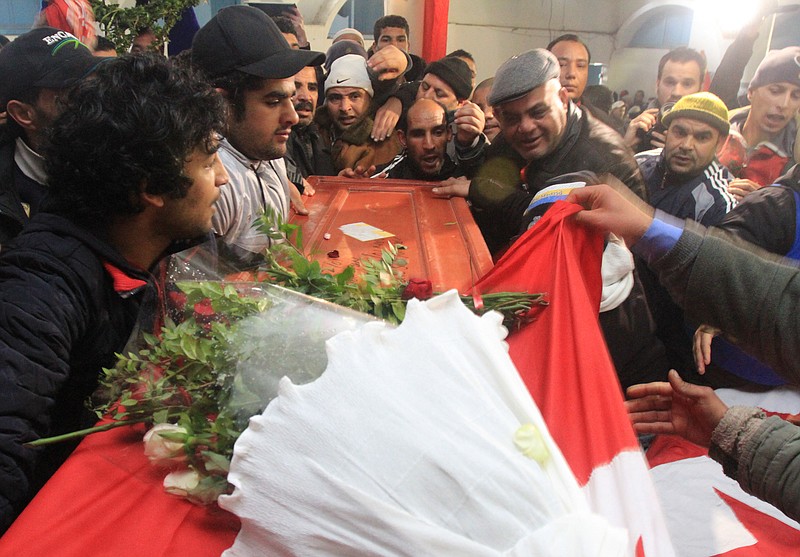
left=434, top=48, right=666, bottom=393
left=434, top=48, right=646, bottom=252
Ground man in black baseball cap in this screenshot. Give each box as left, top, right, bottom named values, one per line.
left=191, top=5, right=325, bottom=263
left=0, top=27, right=99, bottom=247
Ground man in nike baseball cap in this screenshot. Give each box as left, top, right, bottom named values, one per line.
left=0, top=27, right=101, bottom=246
left=314, top=52, right=403, bottom=172
left=191, top=6, right=325, bottom=262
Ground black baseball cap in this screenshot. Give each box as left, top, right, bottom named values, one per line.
left=192, top=6, right=324, bottom=80
left=0, top=27, right=99, bottom=108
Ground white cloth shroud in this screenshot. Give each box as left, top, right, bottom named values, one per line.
left=599, top=234, right=635, bottom=313
left=219, top=291, right=629, bottom=556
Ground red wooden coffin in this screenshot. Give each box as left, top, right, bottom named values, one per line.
left=291, top=177, right=493, bottom=293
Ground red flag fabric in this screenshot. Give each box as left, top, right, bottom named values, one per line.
left=38, top=0, right=97, bottom=48
left=422, top=0, right=449, bottom=63
left=647, top=400, right=800, bottom=555
left=474, top=200, right=674, bottom=555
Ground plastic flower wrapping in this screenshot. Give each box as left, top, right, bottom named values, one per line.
left=97, top=246, right=379, bottom=503
left=32, top=209, right=546, bottom=505
left=218, top=292, right=629, bottom=556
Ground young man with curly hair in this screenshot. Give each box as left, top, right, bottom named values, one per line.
left=0, top=53, right=229, bottom=533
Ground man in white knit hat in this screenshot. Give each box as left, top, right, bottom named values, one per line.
left=317, top=53, right=402, bottom=173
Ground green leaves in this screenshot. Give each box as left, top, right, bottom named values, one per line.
left=60, top=206, right=548, bottom=505
left=90, top=0, right=203, bottom=54
left=254, top=206, right=303, bottom=251
left=254, top=208, right=411, bottom=324
left=89, top=282, right=275, bottom=497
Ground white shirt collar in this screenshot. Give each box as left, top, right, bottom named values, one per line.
left=14, top=137, right=48, bottom=186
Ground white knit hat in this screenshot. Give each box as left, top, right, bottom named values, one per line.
left=331, top=27, right=365, bottom=47
left=324, top=53, right=373, bottom=97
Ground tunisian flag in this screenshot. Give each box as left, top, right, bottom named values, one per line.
left=647, top=400, right=800, bottom=555
left=474, top=201, right=674, bottom=556
left=37, top=0, right=97, bottom=48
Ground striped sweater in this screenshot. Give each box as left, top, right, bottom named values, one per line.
left=636, top=148, right=737, bottom=226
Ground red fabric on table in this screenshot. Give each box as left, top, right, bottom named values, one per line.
left=0, top=424, right=239, bottom=557
left=473, top=200, right=638, bottom=483
left=473, top=200, right=671, bottom=555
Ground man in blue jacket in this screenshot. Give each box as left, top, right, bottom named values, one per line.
left=634, top=92, right=738, bottom=377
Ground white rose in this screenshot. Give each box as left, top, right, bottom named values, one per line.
left=143, top=423, right=187, bottom=465
left=163, top=469, right=200, bottom=497
left=163, top=469, right=224, bottom=504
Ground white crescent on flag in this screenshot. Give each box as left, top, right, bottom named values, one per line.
left=475, top=201, right=675, bottom=556
left=648, top=387, right=800, bottom=556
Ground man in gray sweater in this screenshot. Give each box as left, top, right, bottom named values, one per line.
left=568, top=181, right=800, bottom=523
left=192, top=6, right=324, bottom=263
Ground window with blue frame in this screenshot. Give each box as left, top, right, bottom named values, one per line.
left=328, top=0, right=384, bottom=40
left=771, top=8, right=800, bottom=50
left=627, top=6, right=693, bottom=49
left=0, top=0, right=39, bottom=36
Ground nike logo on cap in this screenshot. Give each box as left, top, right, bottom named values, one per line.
left=336, top=78, right=350, bottom=84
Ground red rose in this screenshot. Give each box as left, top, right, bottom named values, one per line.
left=177, top=386, right=192, bottom=406
left=145, top=364, right=164, bottom=381
left=193, top=298, right=214, bottom=317
left=402, top=278, right=433, bottom=300
left=168, top=291, right=188, bottom=309
left=129, top=381, right=148, bottom=402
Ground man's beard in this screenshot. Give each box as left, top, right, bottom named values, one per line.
left=408, top=153, right=444, bottom=179
left=294, top=101, right=314, bottom=126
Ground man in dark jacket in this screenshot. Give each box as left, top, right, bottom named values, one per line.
left=377, top=97, right=478, bottom=180
left=715, top=164, right=800, bottom=256
left=434, top=48, right=646, bottom=251
left=285, top=65, right=335, bottom=192
left=690, top=164, right=800, bottom=384
left=636, top=92, right=736, bottom=227
left=370, top=14, right=426, bottom=82
left=433, top=49, right=667, bottom=391
left=0, top=54, right=229, bottom=533
left=0, top=27, right=99, bottom=248
left=634, top=91, right=737, bottom=377
left=623, top=47, right=706, bottom=154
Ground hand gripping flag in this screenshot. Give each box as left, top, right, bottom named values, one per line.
left=474, top=200, right=675, bottom=556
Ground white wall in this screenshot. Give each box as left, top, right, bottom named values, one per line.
left=446, top=0, right=620, bottom=82
left=296, top=0, right=626, bottom=83
left=291, top=0, right=758, bottom=98
left=605, top=0, right=731, bottom=98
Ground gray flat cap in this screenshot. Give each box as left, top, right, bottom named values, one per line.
left=488, top=49, right=560, bottom=106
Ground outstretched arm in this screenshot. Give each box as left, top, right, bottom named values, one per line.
left=625, top=370, right=728, bottom=447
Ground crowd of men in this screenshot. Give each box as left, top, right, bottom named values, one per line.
left=1, top=2, right=800, bottom=536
